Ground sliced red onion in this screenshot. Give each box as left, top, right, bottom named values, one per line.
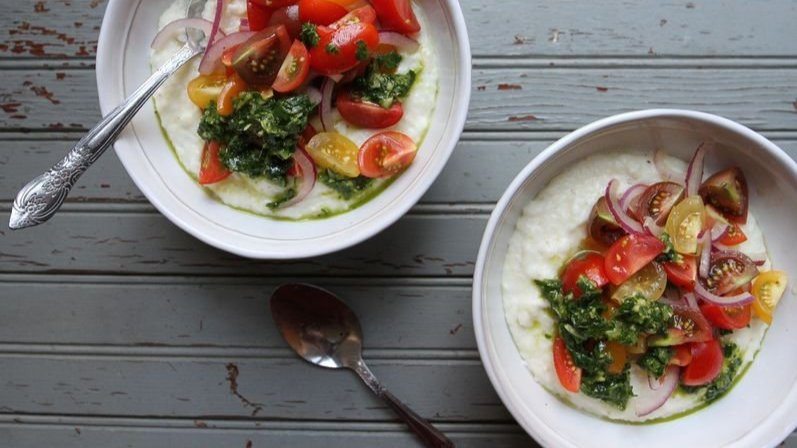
left=239, top=18, right=250, bottom=31
left=319, top=78, right=336, bottom=132
left=710, top=222, right=730, bottom=243
left=378, top=31, right=420, bottom=53
left=305, top=86, right=322, bottom=106
left=643, top=216, right=664, bottom=237
left=327, top=73, right=344, bottom=83
left=659, top=288, right=685, bottom=307
left=653, top=148, right=686, bottom=183
left=683, top=292, right=700, bottom=310
left=712, top=242, right=733, bottom=252
left=198, top=31, right=256, bottom=75
left=747, top=252, right=768, bottom=266
left=151, top=18, right=217, bottom=50
left=685, top=142, right=712, bottom=197
left=280, top=148, right=317, bottom=208
left=620, top=183, right=647, bottom=212
left=605, top=179, right=644, bottom=234
left=694, top=281, right=754, bottom=306
left=636, top=366, right=680, bottom=417
left=699, top=232, right=711, bottom=278
left=197, top=0, right=225, bottom=73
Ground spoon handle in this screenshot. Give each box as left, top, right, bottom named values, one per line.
left=354, top=360, right=454, bottom=448
left=9, top=44, right=200, bottom=230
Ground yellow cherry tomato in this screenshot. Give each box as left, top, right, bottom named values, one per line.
left=611, top=261, right=667, bottom=303
left=752, top=270, right=788, bottom=325
left=305, top=132, right=361, bottom=177
left=665, top=196, right=705, bottom=254
left=186, top=74, right=227, bottom=110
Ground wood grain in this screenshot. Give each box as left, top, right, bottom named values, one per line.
left=3, top=0, right=796, bottom=59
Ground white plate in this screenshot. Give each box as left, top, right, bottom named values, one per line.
left=473, top=109, right=797, bottom=448
left=96, top=0, right=470, bottom=259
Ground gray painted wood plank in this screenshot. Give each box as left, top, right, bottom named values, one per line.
left=4, top=139, right=797, bottom=205
left=3, top=0, right=796, bottom=59
left=3, top=68, right=797, bottom=131
left=0, top=280, right=474, bottom=351
left=0, top=356, right=511, bottom=421
left=0, top=212, right=483, bottom=276
left=0, top=420, right=535, bottom=448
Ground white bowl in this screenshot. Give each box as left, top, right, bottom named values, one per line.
left=473, top=109, right=797, bottom=448
left=96, top=0, right=470, bottom=259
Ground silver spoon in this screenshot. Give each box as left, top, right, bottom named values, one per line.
left=270, top=283, right=454, bottom=448
left=9, top=0, right=208, bottom=230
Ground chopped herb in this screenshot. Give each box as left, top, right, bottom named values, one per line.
left=374, top=50, right=402, bottom=71
left=681, top=341, right=743, bottom=402
left=299, top=23, right=320, bottom=48
left=325, top=43, right=340, bottom=54
left=198, top=92, right=314, bottom=184
left=352, top=58, right=416, bottom=108
left=319, top=169, right=374, bottom=200
left=355, top=40, right=369, bottom=61
left=657, top=232, right=683, bottom=264
left=638, top=346, right=674, bottom=378
left=580, top=369, right=634, bottom=410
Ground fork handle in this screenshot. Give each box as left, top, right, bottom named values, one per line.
left=9, top=44, right=200, bottom=230
left=353, top=360, right=454, bottom=448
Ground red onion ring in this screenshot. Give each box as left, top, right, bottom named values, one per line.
left=151, top=18, right=217, bottom=50
left=699, top=232, right=711, bottom=278
left=378, top=31, right=420, bottom=53
left=712, top=241, right=733, bottom=252
left=643, top=216, right=664, bottom=237
left=710, top=222, right=730, bottom=243
left=746, top=252, right=768, bottom=266
left=198, top=31, right=257, bottom=75
left=685, top=142, right=712, bottom=197
left=305, top=86, right=322, bottom=106
left=683, top=292, right=700, bottom=310
left=620, top=183, right=647, bottom=212
left=694, top=281, right=754, bottom=306
left=605, top=179, right=644, bottom=234
left=653, top=148, right=685, bottom=183
left=319, top=78, right=336, bottom=132
left=198, top=0, right=224, bottom=71
left=280, top=148, right=317, bottom=208
left=637, top=366, right=680, bottom=416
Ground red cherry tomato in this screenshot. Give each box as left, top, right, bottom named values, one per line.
left=330, top=5, right=377, bottom=29
left=273, top=40, right=310, bottom=93
left=268, top=5, right=302, bottom=38
left=336, top=88, right=403, bottom=129
left=371, top=0, right=420, bottom=34
left=309, top=21, right=379, bottom=75
left=246, top=1, right=272, bottom=32
left=561, top=251, right=609, bottom=297
left=553, top=336, right=581, bottom=393
left=700, top=303, right=752, bottom=330
left=604, top=234, right=665, bottom=285
left=199, top=141, right=231, bottom=185
left=682, top=339, right=724, bottom=386
left=670, top=344, right=693, bottom=367
left=664, top=256, right=697, bottom=291
left=298, top=0, right=348, bottom=25
left=250, top=0, right=298, bottom=7
left=358, top=131, right=417, bottom=178
left=718, top=224, right=748, bottom=246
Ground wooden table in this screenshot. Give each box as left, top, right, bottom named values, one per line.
left=1, top=0, right=796, bottom=446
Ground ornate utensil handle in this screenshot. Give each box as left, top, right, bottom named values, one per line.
left=353, top=360, right=455, bottom=448
left=9, top=44, right=200, bottom=230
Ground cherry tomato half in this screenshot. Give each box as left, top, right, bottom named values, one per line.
left=199, top=141, right=231, bottom=185
left=250, top=0, right=298, bottom=8
left=670, top=344, right=693, bottom=367
left=187, top=74, right=227, bottom=110
left=700, top=302, right=752, bottom=330
left=664, top=255, right=697, bottom=291
left=336, top=88, right=404, bottom=129
left=561, top=251, right=609, bottom=297
left=358, top=131, right=417, bottom=178
left=719, top=224, right=748, bottom=246
left=247, top=1, right=272, bottom=32
left=310, top=21, right=379, bottom=75
left=232, top=25, right=291, bottom=87
left=681, top=339, right=724, bottom=387
left=216, top=73, right=247, bottom=116
left=268, top=5, right=302, bottom=38
left=306, top=131, right=361, bottom=177
left=604, top=234, right=665, bottom=286
left=273, top=40, right=310, bottom=93
left=330, top=5, right=377, bottom=29
left=299, top=0, right=348, bottom=25
left=752, top=270, right=788, bottom=325
left=553, top=336, right=581, bottom=393
left=371, top=0, right=420, bottom=34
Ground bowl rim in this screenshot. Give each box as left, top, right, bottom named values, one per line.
left=95, top=0, right=472, bottom=259
left=472, top=108, right=797, bottom=448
